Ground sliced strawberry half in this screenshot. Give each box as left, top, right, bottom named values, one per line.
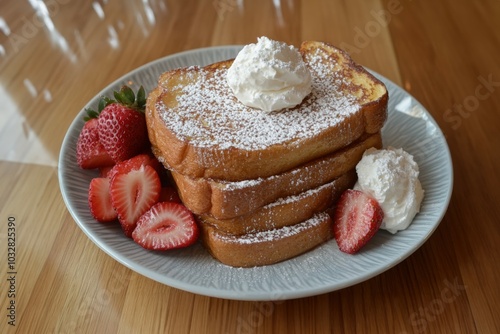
left=88, top=177, right=117, bottom=222
left=107, top=153, right=162, bottom=181
left=333, top=189, right=384, bottom=254
left=76, top=118, right=114, bottom=169
left=110, top=165, right=161, bottom=237
left=132, top=202, right=199, bottom=250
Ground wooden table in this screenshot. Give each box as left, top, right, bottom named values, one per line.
left=1, top=0, right=499, bottom=333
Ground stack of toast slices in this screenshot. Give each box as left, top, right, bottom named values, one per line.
left=146, top=41, right=388, bottom=267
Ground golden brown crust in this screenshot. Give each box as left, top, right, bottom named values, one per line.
left=198, top=170, right=356, bottom=235
left=146, top=41, right=389, bottom=267
left=173, top=133, right=381, bottom=219
left=146, top=41, right=388, bottom=181
left=199, top=212, right=332, bottom=267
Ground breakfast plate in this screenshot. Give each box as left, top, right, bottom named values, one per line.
left=59, top=46, right=453, bottom=301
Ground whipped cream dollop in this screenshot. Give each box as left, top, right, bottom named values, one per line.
left=354, top=147, right=424, bottom=234
left=226, top=36, right=312, bottom=112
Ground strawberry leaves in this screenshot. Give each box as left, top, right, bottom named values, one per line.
left=113, top=85, right=146, bottom=112
left=83, top=85, right=146, bottom=121
left=84, top=96, right=114, bottom=121
left=77, top=84, right=199, bottom=252
left=78, top=85, right=150, bottom=163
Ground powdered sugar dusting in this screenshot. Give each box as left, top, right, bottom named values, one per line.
left=265, top=179, right=336, bottom=208
left=217, top=213, right=328, bottom=244
left=156, top=49, right=361, bottom=150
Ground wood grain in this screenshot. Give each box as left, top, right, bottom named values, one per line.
left=1, top=0, right=499, bottom=333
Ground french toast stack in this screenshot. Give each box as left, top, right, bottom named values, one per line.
left=146, top=41, right=388, bottom=267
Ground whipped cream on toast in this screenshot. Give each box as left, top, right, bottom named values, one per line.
left=226, top=36, right=312, bottom=112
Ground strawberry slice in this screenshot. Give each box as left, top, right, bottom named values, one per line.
left=333, top=189, right=384, bottom=254
left=76, top=118, right=114, bottom=169
left=107, top=153, right=162, bottom=181
left=110, top=165, right=161, bottom=237
left=88, top=177, right=117, bottom=222
left=132, top=202, right=199, bottom=250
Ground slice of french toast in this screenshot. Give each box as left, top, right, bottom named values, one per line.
left=173, top=133, right=381, bottom=219
left=197, top=169, right=356, bottom=235
left=146, top=41, right=388, bottom=181
left=199, top=212, right=333, bottom=267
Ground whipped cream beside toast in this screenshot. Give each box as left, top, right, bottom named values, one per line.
left=354, top=147, right=424, bottom=233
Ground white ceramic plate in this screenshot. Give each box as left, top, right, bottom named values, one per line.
left=59, top=46, right=453, bottom=301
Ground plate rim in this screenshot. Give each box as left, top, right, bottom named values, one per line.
left=59, top=45, right=453, bottom=301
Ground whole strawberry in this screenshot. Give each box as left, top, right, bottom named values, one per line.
left=85, top=85, right=149, bottom=163
left=76, top=118, right=114, bottom=169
